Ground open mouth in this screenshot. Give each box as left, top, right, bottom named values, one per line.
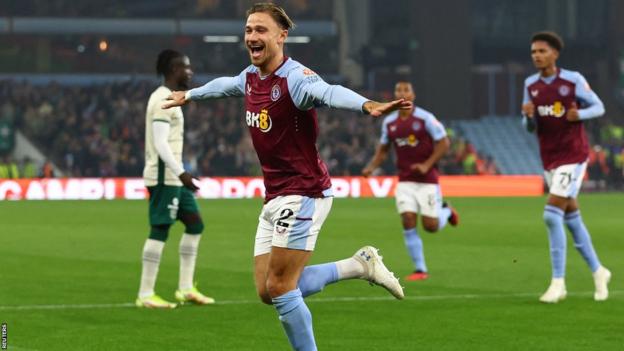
left=248, top=44, right=265, bottom=59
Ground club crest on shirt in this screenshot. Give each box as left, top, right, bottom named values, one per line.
left=271, top=84, right=281, bottom=101
left=246, top=83, right=252, bottom=95
left=558, top=85, right=570, bottom=97
left=412, top=122, right=421, bottom=131
left=390, top=125, right=397, bottom=132
left=531, top=89, right=539, bottom=97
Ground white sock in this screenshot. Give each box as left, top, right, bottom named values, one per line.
left=335, top=257, right=366, bottom=280
left=179, top=233, right=201, bottom=291
left=139, top=239, right=165, bottom=299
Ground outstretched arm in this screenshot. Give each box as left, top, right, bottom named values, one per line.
left=363, top=100, right=413, bottom=117
left=288, top=68, right=411, bottom=116
left=162, top=69, right=247, bottom=109
left=362, top=144, right=391, bottom=177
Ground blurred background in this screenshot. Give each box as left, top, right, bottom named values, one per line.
left=1, top=0, right=623, bottom=191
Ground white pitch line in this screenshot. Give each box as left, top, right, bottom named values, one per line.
left=7, top=346, right=40, bottom=351
left=1, top=290, right=621, bottom=311
left=0, top=302, right=136, bottom=311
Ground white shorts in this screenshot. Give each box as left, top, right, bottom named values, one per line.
left=544, top=161, right=587, bottom=198
left=253, top=194, right=333, bottom=256
left=395, top=181, right=442, bottom=218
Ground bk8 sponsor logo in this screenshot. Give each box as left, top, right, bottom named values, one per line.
left=537, top=101, right=566, bottom=118
left=246, top=109, right=272, bottom=132
left=395, top=134, right=419, bottom=147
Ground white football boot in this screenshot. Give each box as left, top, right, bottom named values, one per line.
left=539, top=278, right=567, bottom=303
left=593, top=266, right=611, bottom=301
left=354, top=246, right=404, bottom=300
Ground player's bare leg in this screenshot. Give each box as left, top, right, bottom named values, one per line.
left=267, top=247, right=311, bottom=297
left=401, top=212, right=418, bottom=229
left=254, top=253, right=272, bottom=305
left=564, top=198, right=579, bottom=213
left=562, top=198, right=611, bottom=301
left=421, top=216, right=439, bottom=233
left=547, top=193, right=569, bottom=210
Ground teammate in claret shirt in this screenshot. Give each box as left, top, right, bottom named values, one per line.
left=163, top=3, right=410, bottom=350
left=362, top=81, right=459, bottom=282
left=521, top=31, right=611, bottom=304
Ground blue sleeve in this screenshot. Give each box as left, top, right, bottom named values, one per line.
left=380, top=119, right=389, bottom=145
left=521, top=78, right=536, bottom=132
left=423, top=112, right=447, bottom=141
left=574, top=73, right=605, bottom=120
left=522, top=82, right=530, bottom=105
left=287, top=67, right=368, bottom=112
left=187, top=68, right=247, bottom=100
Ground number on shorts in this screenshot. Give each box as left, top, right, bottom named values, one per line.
left=276, top=209, right=294, bottom=228
left=559, top=172, right=572, bottom=186
left=428, top=194, right=436, bottom=207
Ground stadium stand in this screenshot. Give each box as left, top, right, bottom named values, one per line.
left=1, top=79, right=622, bottom=189
left=456, top=115, right=543, bottom=174
left=0, top=79, right=474, bottom=178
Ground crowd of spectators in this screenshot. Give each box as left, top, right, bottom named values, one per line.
left=0, top=79, right=479, bottom=180
left=438, top=130, right=498, bottom=176
left=0, top=156, right=54, bottom=179
left=586, top=121, right=624, bottom=189
left=6, top=78, right=623, bottom=189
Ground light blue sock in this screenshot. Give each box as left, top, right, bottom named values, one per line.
left=403, top=228, right=427, bottom=272
left=272, top=289, right=316, bottom=351
left=438, top=207, right=452, bottom=230
left=298, top=263, right=339, bottom=298
left=565, top=210, right=601, bottom=272
left=543, top=205, right=566, bottom=278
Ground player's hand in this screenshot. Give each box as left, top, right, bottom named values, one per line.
left=179, top=172, right=200, bottom=191
left=162, top=91, right=188, bottom=109
left=364, top=99, right=413, bottom=117
left=410, top=163, right=430, bottom=175
left=521, top=102, right=535, bottom=118
left=361, top=166, right=374, bottom=178
left=566, top=102, right=580, bottom=122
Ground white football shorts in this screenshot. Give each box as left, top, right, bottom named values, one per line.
left=254, top=192, right=333, bottom=256
left=544, top=161, right=587, bottom=198
left=395, top=181, right=442, bottom=218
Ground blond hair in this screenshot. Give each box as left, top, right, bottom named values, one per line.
left=246, top=2, right=296, bottom=30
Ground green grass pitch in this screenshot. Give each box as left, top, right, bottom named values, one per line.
left=1, top=194, right=623, bottom=350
